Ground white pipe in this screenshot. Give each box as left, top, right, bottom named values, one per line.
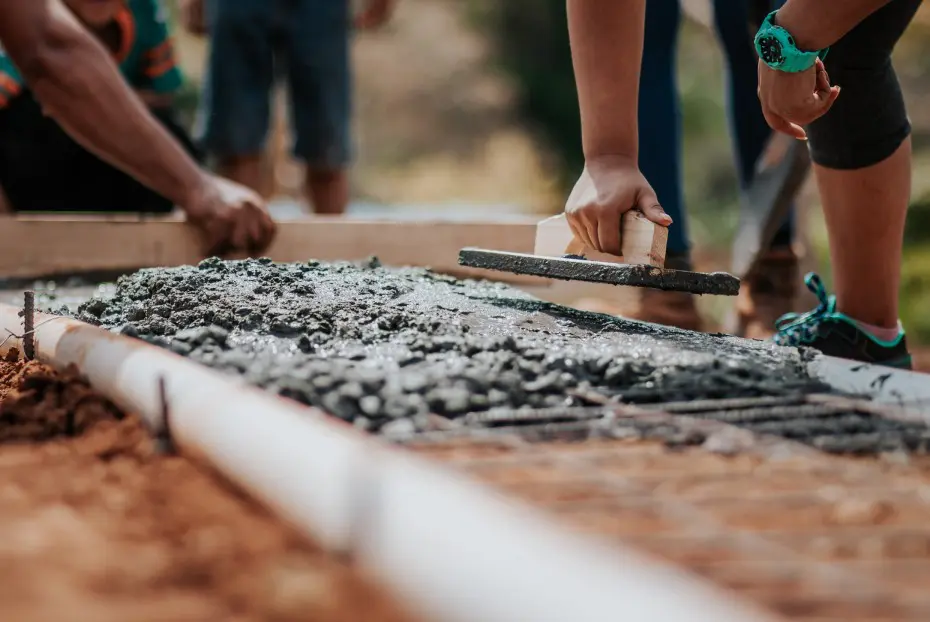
left=2, top=304, right=772, bottom=622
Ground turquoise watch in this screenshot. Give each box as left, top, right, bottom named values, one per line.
left=754, top=11, right=828, bottom=73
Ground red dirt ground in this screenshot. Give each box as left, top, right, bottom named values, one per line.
left=0, top=355, right=418, bottom=622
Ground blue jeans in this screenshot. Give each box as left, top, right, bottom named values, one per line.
left=196, top=0, right=351, bottom=169
left=639, top=0, right=794, bottom=256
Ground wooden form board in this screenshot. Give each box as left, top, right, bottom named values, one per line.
left=0, top=214, right=641, bottom=311
left=0, top=215, right=540, bottom=282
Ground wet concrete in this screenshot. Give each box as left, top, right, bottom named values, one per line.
left=458, top=249, right=741, bottom=296
left=66, top=257, right=833, bottom=433
left=0, top=273, right=121, bottom=312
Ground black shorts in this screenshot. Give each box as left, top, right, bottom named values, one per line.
left=0, top=93, right=201, bottom=213
left=806, top=0, right=923, bottom=170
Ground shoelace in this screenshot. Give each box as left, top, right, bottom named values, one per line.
left=772, top=273, right=833, bottom=346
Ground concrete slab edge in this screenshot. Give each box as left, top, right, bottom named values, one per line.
left=810, top=355, right=930, bottom=421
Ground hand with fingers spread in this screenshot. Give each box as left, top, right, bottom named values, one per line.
left=758, top=57, right=840, bottom=140
left=564, top=156, right=671, bottom=256
left=184, top=174, right=277, bottom=257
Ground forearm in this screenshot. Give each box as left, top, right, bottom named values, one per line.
left=0, top=0, right=205, bottom=208
left=567, top=0, right=645, bottom=162
left=776, top=0, right=894, bottom=50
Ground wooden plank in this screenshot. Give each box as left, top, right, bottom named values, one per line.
left=0, top=215, right=550, bottom=285
left=620, top=210, right=668, bottom=267
left=533, top=211, right=668, bottom=268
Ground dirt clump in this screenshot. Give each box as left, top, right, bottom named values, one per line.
left=0, top=352, right=124, bottom=443
left=0, top=357, right=417, bottom=622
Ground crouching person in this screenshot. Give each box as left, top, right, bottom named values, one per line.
left=0, top=0, right=199, bottom=214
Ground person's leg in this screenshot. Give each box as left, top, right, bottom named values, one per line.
left=283, top=0, right=352, bottom=215
left=714, top=0, right=800, bottom=338
left=638, top=0, right=686, bottom=259
left=195, top=0, right=275, bottom=196
left=716, top=0, right=794, bottom=244
left=603, top=0, right=706, bottom=331
left=816, top=139, right=910, bottom=329
left=773, top=0, right=921, bottom=368
left=713, top=0, right=775, bottom=191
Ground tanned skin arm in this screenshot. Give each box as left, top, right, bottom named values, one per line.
left=566, top=0, right=646, bottom=164
left=563, top=0, right=669, bottom=254
left=0, top=0, right=206, bottom=209
left=775, top=0, right=894, bottom=50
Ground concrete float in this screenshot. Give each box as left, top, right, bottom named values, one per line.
left=0, top=304, right=772, bottom=622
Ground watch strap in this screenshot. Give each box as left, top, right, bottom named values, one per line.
left=756, top=11, right=829, bottom=73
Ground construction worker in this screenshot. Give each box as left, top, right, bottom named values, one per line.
left=0, top=0, right=275, bottom=256
left=753, top=0, right=920, bottom=369
left=179, top=0, right=396, bottom=214
left=0, top=0, right=201, bottom=215
left=628, top=0, right=799, bottom=335
left=567, top=0, right=917, bottom=369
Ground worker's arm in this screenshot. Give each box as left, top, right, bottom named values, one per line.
left=567, top=0, right=643, bottom=163
left=775, top=0, right=894, bottom=51
left=563, top=0, right=669, bottom=256
left=0, top=0, right=276, bottom=255
left=0, top=0, right=204, bottom=210
left=754, top=0, right=871, bottom=139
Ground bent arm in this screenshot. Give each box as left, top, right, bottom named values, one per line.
left=566, top=0, right=645, bottom=163
left=0, top=0, right=205, bottom=209
left=775, top=0, right=894, bottom=51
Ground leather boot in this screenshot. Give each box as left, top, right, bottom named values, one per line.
left=728, top=247, right=800, bottom=339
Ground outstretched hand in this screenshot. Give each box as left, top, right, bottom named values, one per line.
left=758, top=57, right=840, bottom=140
left=565, top=156, right=671, bottom=256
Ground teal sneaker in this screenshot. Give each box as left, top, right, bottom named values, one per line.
left=772, top=273, right=913, bottom=370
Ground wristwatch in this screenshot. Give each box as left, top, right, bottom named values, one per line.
left=754, top=10, right=828, bottom=73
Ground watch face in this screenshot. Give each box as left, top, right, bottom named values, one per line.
left=758, top=35, right=784, bottom=65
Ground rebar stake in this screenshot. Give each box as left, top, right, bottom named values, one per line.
left=23, top=291, right=35, bottom=360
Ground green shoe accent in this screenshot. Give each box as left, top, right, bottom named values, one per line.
left=771, top=273, right=912, bottom=368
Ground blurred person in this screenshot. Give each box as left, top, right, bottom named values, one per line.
left=180, top=0, right=396, bottom=215
left=754, top=0, right=920, bottom=369
left=590, top=0, right=799, bottom=334
left=0, top=0, right=201, bottom=215
left=0, top=0, right=275, bottom=255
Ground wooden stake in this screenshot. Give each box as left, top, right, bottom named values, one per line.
left=533, top=210, right=667, bottom=268
left=23, top=290, right=34, bottom=360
